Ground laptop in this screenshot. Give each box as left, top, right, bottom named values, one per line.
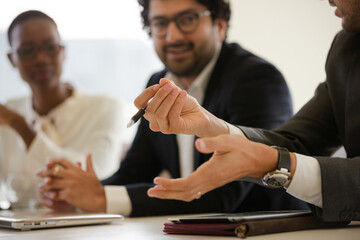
left=0, top=209, right=124, bottom=230
left=168, top=210, right=312, bottom=223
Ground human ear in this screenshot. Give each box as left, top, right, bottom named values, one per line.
left=7, top=53, right=18, bottom=68
left=215, top=18, right=227, bottom=42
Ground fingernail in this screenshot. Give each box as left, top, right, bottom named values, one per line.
left=198, top=139, right=206, bottom=150
left=153, top=177, right=160, bottom=184
left=45, top=177, right=51, bottom=184
left=171, top=88, right=179, bottom=95
left=179, top=91, right=186, bottom=97
left=163, top=83, right=171, bottom=91
left=50, top=192, right=56, bottom=199
left=153, top=84, right=160, bottom=92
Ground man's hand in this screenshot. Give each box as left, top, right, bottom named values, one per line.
left=134, top=78, right=229, bottom=137
left=37, top=155, right=106, bottom=213
left=147, top=134, right=279, bottom=202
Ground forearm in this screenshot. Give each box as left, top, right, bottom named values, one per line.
left=196, top=110, right=230, bottom=138
left=9, top=116, right=35, bottom=148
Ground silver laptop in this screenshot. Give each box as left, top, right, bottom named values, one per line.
left=0, top=209, right=124, bottom=230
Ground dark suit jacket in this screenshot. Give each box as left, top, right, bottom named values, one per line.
left=103, top=42, right=308, bottom=217
left=240, top=31, right=360, bottom=222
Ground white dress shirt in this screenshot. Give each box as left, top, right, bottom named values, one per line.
left=229, top=126, right=323, bottom=208
left=0, top=87, right=125, bottom=206
left=104, top=46, right=222, bottom=216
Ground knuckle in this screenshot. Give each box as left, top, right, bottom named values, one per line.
left=149, top=123, right=160, bottom=132
left=160, top=126, right=171, bottom=134
left=162, top=130, right=169, bottom=135
left=156, top=112, right=167, bottom=121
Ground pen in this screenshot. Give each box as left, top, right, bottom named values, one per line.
left=127, top=106, right=147, bottom=128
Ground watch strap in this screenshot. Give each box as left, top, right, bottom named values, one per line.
left=272, top=146, right=291, bottom=173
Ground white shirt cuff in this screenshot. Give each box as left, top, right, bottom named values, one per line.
left=226, top=123, right=244, bottom=136
left=287, top=153, right=323, bottom=208
left=104, top=185, right=132, bottom=216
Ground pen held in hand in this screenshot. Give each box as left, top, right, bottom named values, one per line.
left=127, top=107, right=147, bottom=128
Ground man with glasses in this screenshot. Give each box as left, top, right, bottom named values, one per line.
left=131, top=0, right=360, bottom=222
left=38, top=0, right=307, bottom=216
left=0, top=10, right=124, bottom=208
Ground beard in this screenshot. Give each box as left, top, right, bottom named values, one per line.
left=340, top=2, right=360, bottom=31
left=161, top=42, right=204, bottom=77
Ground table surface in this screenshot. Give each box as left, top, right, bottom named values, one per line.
left=0, top=214, right=359, bottom=240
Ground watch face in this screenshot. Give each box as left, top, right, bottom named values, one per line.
left=267, top=177, right=287, bottom=188
left=263, top=173, right=290, bottom=189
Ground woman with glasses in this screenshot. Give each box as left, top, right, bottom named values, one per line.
left=0, top=10, right=124, bottom=209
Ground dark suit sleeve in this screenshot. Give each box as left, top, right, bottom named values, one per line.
left=240, top=82, right=360, bottom=221
left=240, top=82, right=341, bottom=156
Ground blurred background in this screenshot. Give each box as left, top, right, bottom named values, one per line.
left=0, top=0, right=341, bottom=142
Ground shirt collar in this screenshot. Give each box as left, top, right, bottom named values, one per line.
left=165, top=44, right=222, bottom=104
left=29, top=84, right=79, bottom=121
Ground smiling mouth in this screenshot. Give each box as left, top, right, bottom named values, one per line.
left=165, top=44, right=192, bottom=59
left=167, top=44, right=191, bottom=51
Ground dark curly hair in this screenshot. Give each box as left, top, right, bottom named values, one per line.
left=8, top=10, right=57, bottom=46
left=138, top=0, right=231, bottom=36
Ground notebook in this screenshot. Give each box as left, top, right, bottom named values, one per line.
left=0, top=209, right=124, bottom=230
left=165, top=210, right=350, bottom=238
left=168, top=210, right=312, bottom=223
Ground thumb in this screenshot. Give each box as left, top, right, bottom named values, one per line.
left=85, top=154, right=95, bottom=175
left=195, top=135, right=232, bottom=154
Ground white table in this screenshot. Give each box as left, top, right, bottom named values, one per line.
left=0, top=215, right=359, bottom=240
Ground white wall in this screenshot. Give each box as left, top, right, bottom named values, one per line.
left=0, top=0, right=342, bottom=113
left=228, top=0, right=341, bottom=111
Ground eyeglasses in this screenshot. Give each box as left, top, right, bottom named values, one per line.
left=149, top=10, right=211, bottom=38
left=13, top=43, right=64, bottom=61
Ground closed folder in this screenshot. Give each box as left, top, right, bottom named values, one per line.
left=164, top=211, right=350, bottom=238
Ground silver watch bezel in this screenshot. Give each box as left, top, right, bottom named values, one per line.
left=262, top=168, right=290, bottom=189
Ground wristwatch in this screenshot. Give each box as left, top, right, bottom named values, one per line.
left=261, top=146, right=291, bottom=189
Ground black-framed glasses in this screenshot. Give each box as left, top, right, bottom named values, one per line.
left=149, top=10, right=211, bottom=38
left=12, top=43, right=64, bottom=61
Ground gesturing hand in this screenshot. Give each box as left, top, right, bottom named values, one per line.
left=37, top=154, right=106, bottom=212
left=147, top=134, right=279, bottom=202
left=134, top=78, right=228, bottom=137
